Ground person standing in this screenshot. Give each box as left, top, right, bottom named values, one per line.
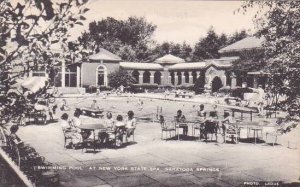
left=125, top=111, right=137, bottom=141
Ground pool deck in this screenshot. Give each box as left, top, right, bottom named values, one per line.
left=16, top=94, right=300, bottom=187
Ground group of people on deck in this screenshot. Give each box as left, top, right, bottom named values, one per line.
left=60, top=105, right=137, bottom=148
left=173, top=104, right=236, bottom=138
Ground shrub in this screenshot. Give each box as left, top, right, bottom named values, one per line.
left=193, top=77, right=205, bottom=94
left=108, top=70, right=136, bottom=88
left=177, top=83, right=195, bottom=91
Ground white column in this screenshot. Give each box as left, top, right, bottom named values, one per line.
left=174, top=73, right=178, bottom=86
left=150, top=71, right=155, bottom=84
left=61, top=61, right=66, bottom=88
left=160, top=75, right=164, bottom=85
left=231, top=73, right=236, bottom=89
left=182, top=72, right=186, bottom=84
left=222, top=75, right=227, bottom=87
left=76, top=66, right=81, bottom=87
left=188, top=72, right=193, bottom=84
left=168, top=74, right=172, bottom=84
left=138, top=71, right=144, bottom=84
left=206, top=75, right=212, bottom=85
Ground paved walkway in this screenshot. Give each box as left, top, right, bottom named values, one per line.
left=18, top=121, right=300, bottom=187
left=14, top=95, right=300, bottom=187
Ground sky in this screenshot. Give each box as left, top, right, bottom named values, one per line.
left=70, top=0, right=258, bottom=45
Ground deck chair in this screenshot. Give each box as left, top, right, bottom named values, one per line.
left=192, top=122, right=205, bottom=140
left=160, top=121, right=176, bottom=140
left=203, top=121, right=219, bottom=142
left=107, top=126, right=126, bottom=148
left=223, top=123, right=240, bottom=144
left=62, top=129, right=73, bottom=149
left=126, top=127, right=136, bottom=143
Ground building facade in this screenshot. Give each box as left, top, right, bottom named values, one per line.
left=31, top=36, right=266, bottom=93
left=64, top=51, right=239, bottom=92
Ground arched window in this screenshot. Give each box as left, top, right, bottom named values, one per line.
left=154, top=71, right=161, bottom=85
left=170, top=72, right=175, bottom=85
left=177, top=72, right=182, bottom=85
left=143, top=71, right=150, bottom=83
left=96, top=65, right=107, bottom=86
left=184, top=72, right=189, bottom=84
left=211, top=76, right=223, bottom=92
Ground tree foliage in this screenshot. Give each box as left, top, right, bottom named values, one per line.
left=0, top=0, right=88, bottom=83
left=0, top=0, right=88, bottom=123
left=108, top=70, right=136, bottom=88
left=193, top=27, right=222, bottom=60
left=193, top=27, right=248, bottom=61
left=78, top=16, right=156, bottom=61
left=151, top=41, right=193, bottom=61
left=241, top=1, right=300, bottom=114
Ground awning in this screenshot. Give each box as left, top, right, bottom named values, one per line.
left=12, top=77, right=49, bottom=94
left=21, top=77, right=48, bottom=93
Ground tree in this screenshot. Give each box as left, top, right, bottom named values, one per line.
left=108, top=70, right=136, bottom=88
left=78, top=16, right=157, bottom=61
left=152, top=41, right=193, bottom=61
left=0, top=0, right=89, bottom=123
left=193, top=27, right=222, bottom=60
left=227, top=30, right=248, bottom=45
left=241, top=1, right=300, bottom=116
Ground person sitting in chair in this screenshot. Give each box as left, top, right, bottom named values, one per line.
left=125, top=110, right=137, bottom=142
left=91, top=100, right=99, bottom=110
left=60, top=99, right=70, bottom=111
left=175, top=110, right=188, bottom=136
left=99, top=112, right=114, bottom=144
left=113, top=115, right=126, bottom=147
left=197, top=104, right=206, bottom=118
left=210, top=104, right=219, bottom=119
left=220, top=111, right=236, bottom=135
left=201, top=111, right=220, bottom=141
left=60, top=113, right=82, bottom=148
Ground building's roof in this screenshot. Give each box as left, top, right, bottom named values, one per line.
left=120, top=62, right=163, bottom=70
left=218, top=36, right=264, bottom=53
left=89, top=48, right=121, bottom=61
left=168, top=62, right=206, bottom=70
left=204, top=57, right=238, bottom=68
left=168, top=58, right=234, bottom=71
left=155, top=54, right=185, bottom=64
left=119, top=56, right=235, bottom=71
